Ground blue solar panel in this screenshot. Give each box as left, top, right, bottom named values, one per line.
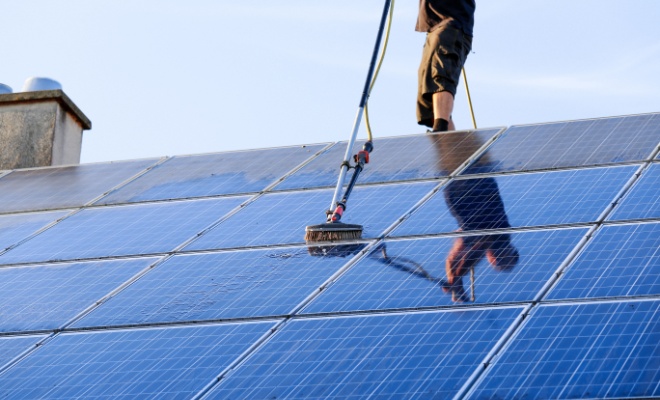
left=205, top=307, right=523, bottom=399
left=0, top=196, right=249, bottom=266
left=186, top=181, right=438, bottom=251
left=0, top=335, right=46, bottom=371
left=547, top=222, right=660, bottom=300
left=303, top=228, right=587, bottom=312
left=273, top=129, right=501, bottom=191
left=462, top=113, right=660, bottom=174
left=0, top=159, right=159, bottom=214
left=609, top=163, right=660, bottom=221
left=96, top=144, right=328, bottom=204
left=469, top=300, right=660, bottom=399
left=0, top=322, right=274, bottom=399
left=73, top=247, right=355, bottom=328
left=0, top=210, right=69, bottom=253
left=0, top=257, right=158, bottom=333
left=2, top=111, right=657, bottom=400
left=391, top=165, right=637, bottom=237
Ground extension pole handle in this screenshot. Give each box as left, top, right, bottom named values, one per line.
left=329, top=0, right=392, bottom=212
left=358, top=0, right=392, bottom=109
left=342, top=141, right=372, bottom=204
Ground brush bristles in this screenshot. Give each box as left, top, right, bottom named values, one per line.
left=305, top=229, right=362, bottom=243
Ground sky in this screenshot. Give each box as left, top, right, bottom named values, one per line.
left=4, top=1, right=660, bottom=164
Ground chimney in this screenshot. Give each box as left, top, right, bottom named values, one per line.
left=0, top=82, right=92, bottom=170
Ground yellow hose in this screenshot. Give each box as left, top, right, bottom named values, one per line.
left=363, top=0, right=395, bottom=142
left=462, top=67, right=477, bottom=129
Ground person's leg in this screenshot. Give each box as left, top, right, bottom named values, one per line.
left=432, top=91, right=455, bottom=131
left=417, top=26, right=472, bottom=132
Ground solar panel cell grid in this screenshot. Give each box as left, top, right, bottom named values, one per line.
left=274, top=129, right=501, bottom=191
left=0, top=159, right=159, bottom=214
left=0, top=335, right=46, bottom=371
left=547, top=222, right=660, bottom=300
left=462, top=113, right=660, bottom=174
left=73, top=247, right=355, bottom=328
left=391, top=165, right=637, bottom=237
left=186, top=181, right=438, bottom=251
left=96, top=144, right=328, bottom=204
left=0, top=257, right=158, bottom=333
left=0, top=210, right=69, bottom=253
left=609, top=163, right=660, bottom=221
left=1, top=111, right=658, bottom=400
left=303, top=228, right=587, bottom=312
left=0, top=322, right=275, bottom=399
left=468, top=300, right=660, bottom=399
left=0, top=196, right=249, bottom=266
left=206, top=308, right=523, bottom=399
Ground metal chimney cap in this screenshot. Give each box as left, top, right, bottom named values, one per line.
left=22, top=77, right=62, bottom=92
left=0, top=83, right=12, bottom=94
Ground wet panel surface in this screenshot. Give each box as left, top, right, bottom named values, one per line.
left=0, top=159, right=159, bottom=213
left=462, top=113, right=660, bottom=174
left=73, top=247, right=356, bottom=328
left=304, top=228, right=587, bottom=312
left=97, top=144, right=328, bottom=204
left=186, top=181, right=439, bottom=251
left=274, top=129, right=501, bottom=191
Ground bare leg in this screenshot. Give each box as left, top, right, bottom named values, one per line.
left=432, top=91, right=456, bottom=131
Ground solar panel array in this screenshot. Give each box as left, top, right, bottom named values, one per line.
left=0, top=114, right=659, bottom=399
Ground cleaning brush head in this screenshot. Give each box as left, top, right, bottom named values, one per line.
left=304, top=222, right=363, bottom=243
left=306, top=242, right=367, bottom=258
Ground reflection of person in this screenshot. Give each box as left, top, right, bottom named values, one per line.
left=416, top=0, right=475, bottom=132
left=442, top=179, right=519, bottom=301
left=431, top=132, right=519, bottom=302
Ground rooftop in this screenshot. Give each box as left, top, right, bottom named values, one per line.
left=0, top=112, right=659, bottom=398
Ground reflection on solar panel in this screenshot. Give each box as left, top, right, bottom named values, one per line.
left=0, top=257, right=158, bottom=333
left=391, top=165, right=637, bottom=237
left=1, top=112, right=658, bottom=399
left=468, top=300, right=660, bottom=399
left=0, top=158, right=159, bottom=214
left=274, top=129, right=501, bottom=191
left=303, top=228, right=587, bottom=313
left=609, top=162, right=660, bottom=221
left=97, top=145, right=328, bottom=204
left=463, top=113, right=660, bottom=174
left=205, top=308, right=523, bottom=399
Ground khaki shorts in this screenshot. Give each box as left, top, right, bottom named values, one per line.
left=417, top=25, right=472, bottom=127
